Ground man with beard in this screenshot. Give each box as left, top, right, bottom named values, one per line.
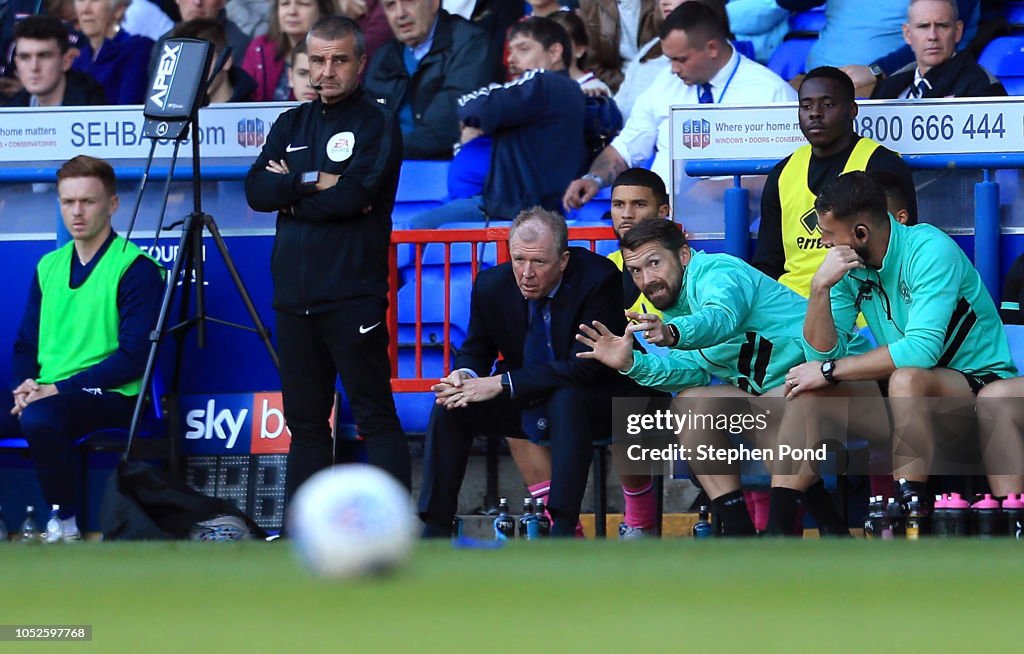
left=753, top=66, right=916, bottom=299
left=577, top=218, right=881, bottom=535
left=786, top=171, right=1019, bottom=509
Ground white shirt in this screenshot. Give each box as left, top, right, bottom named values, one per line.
left=443, top=0, right=477, bottom=19
left=904, top=68, right=933, bottom=99
left=614, top=37, right=668, bottom=121
left=611, top=47, right=797, bottom=188
left=618, top=0, right=642, bottom=62
left=121, top=0, right=174, bottom=42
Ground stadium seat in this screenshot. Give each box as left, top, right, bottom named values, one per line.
left=788, top=8, right=826, bottom=35
left=393, top=160, right=452, bottom=229
left=978, top=36, right=1024, bottom=95
left=768, top=36, right=815, bottom=80
left=1005, top=324, right=1024, bottom=371
left=1007, top=2, right=1024, bottom=30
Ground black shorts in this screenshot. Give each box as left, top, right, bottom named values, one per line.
left=959, top=371, right=1003, bottom=395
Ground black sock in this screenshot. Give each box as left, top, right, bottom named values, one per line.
left=765, top=487, right=803, bottom=536
left=712, top=490, right=756, bottom=537
left=803, top=480, right=850, bottom=536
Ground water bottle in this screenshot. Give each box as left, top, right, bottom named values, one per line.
left=19, top=505, right=40, bottom=543
left=44, top=504, right=63, bottom=544
left=971, top=494, right=1003, bottom=538
left=1002, top=494, right=1024, bottom=539
left=518, top=498, right=537, bottom=540
left=0, top=505, right=8, bottom=542
left=451, top=516, right=464, bottom=540
left=882, top=497, right=903, bottom=539
left=946, top=493, right=971, bottom=536
left=535, top=498, right=551, bottom=537
left=932, top=494, right=951, bottom=537
left=692, top=505, right=713, bottom=539
left=493, top=498, right=515, bottom=540
left=905, top=495, right=925, bottom=540
left=864, top=495, right=883, bottom=539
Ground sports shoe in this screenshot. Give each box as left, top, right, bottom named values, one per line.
left=618, top=522, right=652, bottom=540
left=189, top=515, right=253, bottom=541
left=62, top=531, right=83, bottom=543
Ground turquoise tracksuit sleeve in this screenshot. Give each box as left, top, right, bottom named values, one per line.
left=668, top=256, right=755, bottom=349
left=803, top=280, right=860, bottom=361
left=623, top=350, right=712, bottom=392
left=887, top=236, right=965, bottom=368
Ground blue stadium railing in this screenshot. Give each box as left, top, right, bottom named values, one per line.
left=685, top=152, right=1024, bottom=299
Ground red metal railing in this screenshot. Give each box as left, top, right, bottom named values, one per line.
left=387, top=226, right=616, bottom=392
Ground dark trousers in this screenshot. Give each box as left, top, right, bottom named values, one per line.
left=277, top=300, right=411, bottom=504
left=18, top=390, right=135, bottom=518
left=419, top=385, right=610, bottom=537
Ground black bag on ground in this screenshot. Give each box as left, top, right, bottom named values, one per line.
left=100, top=460, right=267, bottom=541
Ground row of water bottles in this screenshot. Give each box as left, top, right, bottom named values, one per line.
left=491, top=498, right=552, bottom=540
left=0, top=504, right=69, bottom=543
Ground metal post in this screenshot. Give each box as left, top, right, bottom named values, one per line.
left=975, top=170, right=1000, bottom=300
left=723, top=175, right=749, bottom=258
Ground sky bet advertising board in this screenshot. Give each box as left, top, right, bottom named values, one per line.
left=183, top=392, right=313, bottom=455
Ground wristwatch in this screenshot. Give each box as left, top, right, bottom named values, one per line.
left=868, top=63, right=885, bottom=82
left=500, top=372, right=512, bottom=396
left=301, top=170, right=319, bottom=191
left=665, top=323, right=681, bottom=348
left=581, top=173, right=606, bottom=188
left=821, top=359, right=840, bottom=385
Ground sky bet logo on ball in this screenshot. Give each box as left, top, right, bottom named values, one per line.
left=181, top=392, right=320, bottom=455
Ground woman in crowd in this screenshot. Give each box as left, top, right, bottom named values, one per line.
left=241, top=0, right=334, bottom=102
left=72, top=0, right=154, bottom=104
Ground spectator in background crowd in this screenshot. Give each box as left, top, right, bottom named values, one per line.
left=840, top=0, right=979, bottom=93
left=154, top=0, right=251, bottom=76
left=753, top=67, right=916, bottom=298
left=777, top=0, right=979, bottom=84
left=10, top=155, right=164, bottom=543
left=871, top=0, right=1003, bottom=99
left=549, top=10, right=612, bottom=94
left=364, top=0, right=492, bottom=160
left=172, top=18, right=257, bottom=102
left=3, top=15, right=106, bottom=107
left=564, top=2, right=795, bottom=212
left=122, top=0, right=175, bottom=41
left=242, top=0, right=334, bottom=102
left=615, top=0, right=685, bottom=120
left=227, top=0, right=272, bottom=39
left=579, top=0, right=661, bottom=93
left=336, top=0, right=391, bottom=63
left=411, top=16, right=586, bottom=227
left=726, top=0, right=789, bottom=64
left=526, top=0, right=568, bottom=16
left=288, top=40, right=318, bottom=100
left=72, top=0, right=154, bottom=104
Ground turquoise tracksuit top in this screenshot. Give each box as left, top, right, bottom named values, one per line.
left=804, top=217, right=1016, bottom=379
left=624, top=250, right=869, bottom=394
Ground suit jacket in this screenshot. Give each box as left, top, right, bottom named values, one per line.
left=872, top=51, right=1006, bottom=99
left=455, top=246, right=632, bottom=401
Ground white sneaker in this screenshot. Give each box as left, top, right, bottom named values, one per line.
left=618, top=522, right=653, bottom=540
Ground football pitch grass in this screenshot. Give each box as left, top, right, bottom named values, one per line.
left=2, top=539, right=1023, bottom=653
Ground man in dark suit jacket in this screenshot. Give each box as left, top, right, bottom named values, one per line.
left=364, top=4, right=492, bottom=160
left=418, top=207, right=638, bottom=537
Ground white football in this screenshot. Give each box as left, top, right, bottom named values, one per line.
left=288, top=464, right=416, bottom=579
